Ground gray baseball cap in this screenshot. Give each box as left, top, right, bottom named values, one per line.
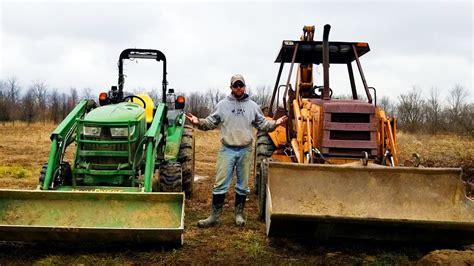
left=230, top=74, right=246, bottom=86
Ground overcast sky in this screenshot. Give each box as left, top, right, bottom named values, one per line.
left=0, top=1, right=472, bottom=102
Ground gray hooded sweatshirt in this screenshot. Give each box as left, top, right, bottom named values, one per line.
left=197, top=93, right=277, bottom=147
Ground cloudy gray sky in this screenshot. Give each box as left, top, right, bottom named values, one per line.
left=1, top=1, right=472, bottom=101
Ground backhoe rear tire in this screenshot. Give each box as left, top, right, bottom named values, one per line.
left=254, top=132, right=275, bottom=195
left=254, top=132, right=275, bottom=220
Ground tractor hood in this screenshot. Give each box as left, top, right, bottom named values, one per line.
left=84, top=102, right=145, bottom=123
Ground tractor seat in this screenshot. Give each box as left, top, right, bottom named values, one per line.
left=133, top=94, right=155, bottom=123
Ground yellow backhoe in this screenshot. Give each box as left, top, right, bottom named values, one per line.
left=254, top=24, right=474, bottom=243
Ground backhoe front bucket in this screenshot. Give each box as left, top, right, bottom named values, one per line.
left=265, top=162, right=474, bottom=243
left=0, top=190, right=184, bottom=246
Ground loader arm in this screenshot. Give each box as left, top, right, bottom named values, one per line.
left=42, top=100, right=91, bottom=190
left=143, top=103, right=167, bottom=192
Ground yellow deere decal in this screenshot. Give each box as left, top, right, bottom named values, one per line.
left=72, top=188, right=122, bottom=193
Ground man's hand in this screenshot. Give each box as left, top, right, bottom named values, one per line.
left=275, top=115, right=288, bottom=126
left=185, top=112, right=200, bottom=125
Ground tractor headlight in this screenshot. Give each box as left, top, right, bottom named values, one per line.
left=83, top=126, right=101, bottom=137
left=110, top=126, right=135, bottom=138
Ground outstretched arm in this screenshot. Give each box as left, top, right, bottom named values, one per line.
left=185, top=111, right=220, bottom=131
left=253, top=107, right=288, bottom=132
left=185, top=112, right=199, bottom=125
left=275, top=115, right=288, bottom=126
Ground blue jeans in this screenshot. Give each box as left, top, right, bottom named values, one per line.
left=213, top=144, right=252, bottom=196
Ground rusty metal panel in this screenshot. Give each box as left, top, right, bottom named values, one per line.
left=322, top=139, right=378, bottom=149
left=324, top=122, right=376, bottom=131
left=323, top=101, right=375, bottom=113
left=265, top=162, right=474, bottom=243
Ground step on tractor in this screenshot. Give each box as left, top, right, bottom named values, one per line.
left=255, top=25, right=474, bottom=243
left=0, top=48, right=195, bottom=246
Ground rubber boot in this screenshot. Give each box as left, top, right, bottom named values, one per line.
left=197, top=193, right=225, bottom=228
left=234, top=193, right=247, bottom=227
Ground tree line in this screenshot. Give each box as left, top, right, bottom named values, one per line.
left=0, top=77, right=274, bottom=126
left=0, top=77, right=472, bottom=135
left=378, top=85, right=472, bottom=135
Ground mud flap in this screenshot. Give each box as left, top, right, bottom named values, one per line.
left=265, top=162, right=474, bottom=244
left=0, top=190, right=184, bottom=246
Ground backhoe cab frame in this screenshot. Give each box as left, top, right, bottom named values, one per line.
left=268, top=25, right=373, bottom=119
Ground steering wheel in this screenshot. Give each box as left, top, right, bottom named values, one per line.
left=122, top=95, right=146, bottom=109
left=312, top=85, right=333, bottom=98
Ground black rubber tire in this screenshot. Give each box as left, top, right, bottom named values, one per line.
left=258, top=158, right=269, bottom=221
left=254, top=132, right=275, bottom=195
left=38, top=162, right=48, bottom=188
left=179, top=125, right=195, bottom=198
left=38, top=161, right=72, bottom=189
left=159, top=163, right=183, bottom=192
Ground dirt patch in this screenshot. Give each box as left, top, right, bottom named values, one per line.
left=417, top=249, right=474, bottom=265
left=0, top=123, right=473, bottom=264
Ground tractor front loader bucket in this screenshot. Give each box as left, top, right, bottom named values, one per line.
left=265, top=162, right=474, bottom=244
left=0, top=190, right=184, bottom=246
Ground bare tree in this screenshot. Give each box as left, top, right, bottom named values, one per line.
left=60, top=92, right=69, bottom=120
left=31, top=80, right=48, bottom=124
left=457, top=103, right=474, bottom=136
left=69, top=87, right=79, bottom=107
left=21, top=87, right=37, bottom=125
left=426, top=87, right=444, bottom=134
left=250, top=85, right=272, bottom=107
left=378, top=96, right=396, bottom=118
left=185, top=92, right=211, bottom=118
left=81, top=87, right=93, bottom=100
left=49, top=89, right=61, bottom=123
left=397, top=87, right=425, bottom=132
left=447, top=84, right=469, bottom=133
left=5, top=77, right=21, bottom=122
left=206, top=88, right=225, bottom=110
left=0, top=80, right=8, bottom=123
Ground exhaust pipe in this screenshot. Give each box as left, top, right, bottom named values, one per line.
left=322, top=24, right=331, bottom=100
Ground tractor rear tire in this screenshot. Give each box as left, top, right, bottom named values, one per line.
left=159, top=163, right=183, bottom=192
left=159, top=126, right=195, bottom=195
left=179, top=125, right=195, bottom=198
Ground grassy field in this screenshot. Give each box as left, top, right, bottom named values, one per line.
left=0, top=122, right=473, bottom=264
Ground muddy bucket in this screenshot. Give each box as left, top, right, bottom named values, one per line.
left=265, top=162, right=474, bottom=244
left=0, top=189, right=184, bottom=245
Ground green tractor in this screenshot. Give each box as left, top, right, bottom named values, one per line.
left=0, top=48, right=194, bottom=245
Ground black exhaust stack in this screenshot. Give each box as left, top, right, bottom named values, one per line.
left=322, top=24, right=331, bottom=100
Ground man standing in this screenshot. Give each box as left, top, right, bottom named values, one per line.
left=185, top=74, right=287, bottom=228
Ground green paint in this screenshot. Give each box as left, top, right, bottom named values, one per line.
left=83, top=102, right=145, bottom=122
left=0, top=191, right=183, bottom=228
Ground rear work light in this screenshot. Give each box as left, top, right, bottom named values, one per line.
left=175, top=95, right=185, bottom=109
left=99, top=92, right=108, bottom=106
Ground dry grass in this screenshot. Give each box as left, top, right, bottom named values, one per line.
left=0, top=122, right=473, bottom=264
left=397, top=132, right=474, bottom=184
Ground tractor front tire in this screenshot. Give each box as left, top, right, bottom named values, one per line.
left=38, top=161, right=72, bottom=189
